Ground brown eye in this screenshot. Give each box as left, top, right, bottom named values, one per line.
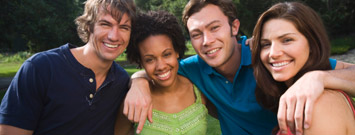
left=191, top=33, right=201, bottom=39
left=283, top=38, right=293, bottom=43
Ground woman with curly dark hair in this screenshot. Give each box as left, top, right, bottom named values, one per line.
left=114, top=11, right=210, bottom=135
left=252, top=2, right=355, bottom=135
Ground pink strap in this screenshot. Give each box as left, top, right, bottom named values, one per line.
left=277, top=90, right=355, bottom=135
left=336, top=90, right=355, bottom=117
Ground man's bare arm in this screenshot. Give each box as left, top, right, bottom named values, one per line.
left=0, top=124, right=33, bottom=135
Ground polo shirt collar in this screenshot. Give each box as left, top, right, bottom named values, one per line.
left=62, top=43, right=116, bottom=82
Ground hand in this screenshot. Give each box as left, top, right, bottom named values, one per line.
left=123, top=78, right=153, bottom=134
left=245, top=36, right=253, bottom=47
left=277, top=71, right=325, bottom=135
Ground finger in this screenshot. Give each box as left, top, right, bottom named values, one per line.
left=303, top=98, right=315, bottom=130
left=136, top=114, right=146, bottom=134
left=294, top=97, right=305, bottom=135
left=147, top=104, right=153, bottom=123
left=128, top=103, right=135, bottom=122
left=123, top=100, right=129, bottom=116
left=134, top=105, right=142, bottom=123
left=278, top=98, right=288, bottom=134
left=286, top=97, right=296, bottom=133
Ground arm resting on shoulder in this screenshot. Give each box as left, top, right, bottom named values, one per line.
left=0, top=124, right=33, bottom=135
left=324, top=61, right=355, bottom=96
left=124, top=70, right=153, bottom=134
left=277, top=61, right=355, bottom=134
left=304, top=90, right=355, bottom=135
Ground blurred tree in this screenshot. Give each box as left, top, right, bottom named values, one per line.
left=1, top=0, right=353, bottom=53
left=1, top=0, right=84, bottom=52
left=134, top=0, right=189, bottom=37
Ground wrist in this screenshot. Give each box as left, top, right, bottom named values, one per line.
left=131, top=70, right=151, bottom=81
left=308, top=70, right=328, bottom=85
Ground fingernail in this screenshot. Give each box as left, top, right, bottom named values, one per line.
left=136, top=129, right=140, bottom=134
left=304, top=123, right=309, bottom=129
left=296, top=131, right=302, bottom=135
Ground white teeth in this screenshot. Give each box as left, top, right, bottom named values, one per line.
left=158, top=71, right=170, bottom=78
left=272, top=61, right=290, bottom=67
left=207, top=48, right=219, bottom=54
left=104, top=43, right=118, bottom=48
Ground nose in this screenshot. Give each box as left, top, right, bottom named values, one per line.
left=203, top=32, right=215, bottom=46
left=269, top=43, right=283, bottom=58
left=108, top=27, right=120, bottom=42
left=156, top=58, right=168, bottom=71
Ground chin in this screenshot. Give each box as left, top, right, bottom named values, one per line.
left=273, top=76, right=290, bottom=82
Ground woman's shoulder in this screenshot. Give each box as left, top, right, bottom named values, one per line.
left=304, top=89, right=355, bottom=134
left=315, top=90, right=354, bottom=119
left=317, top=90, right=353, bottom=110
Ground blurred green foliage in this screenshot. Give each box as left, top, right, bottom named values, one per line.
left=1, top=0, right=354, bottom=53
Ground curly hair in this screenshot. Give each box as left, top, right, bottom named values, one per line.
left=75, top=0, right=136, bottom=43
left=126, top=11, right=187, bottom=68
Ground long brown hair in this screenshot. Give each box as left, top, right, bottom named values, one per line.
left=252, top=2, right=331, bottom=113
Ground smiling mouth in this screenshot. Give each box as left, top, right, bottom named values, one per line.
left=271, top=61, right=290, bottom=67
left=206, top=48, right=220, bottom=55
left=104, top=43, right=118, bottom=48
left=157, top=70, right=170, bottom=78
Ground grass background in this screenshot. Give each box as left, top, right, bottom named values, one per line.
left=0, top=37, right=354, bottom=134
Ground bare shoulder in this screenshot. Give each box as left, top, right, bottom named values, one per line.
left=305, top=90, right=355, bottom=134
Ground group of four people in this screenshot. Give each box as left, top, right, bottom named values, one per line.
left=0, top=0, right=354, bottom=135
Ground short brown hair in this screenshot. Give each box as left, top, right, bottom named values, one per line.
left=252, top=2, right=331, bottom=113
left=182, top=0, right=237, bottom=30
left=75, top=0, right=136, bottom=43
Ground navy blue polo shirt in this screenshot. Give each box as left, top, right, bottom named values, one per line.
left=0, top=44, right=130, bottom=135
left=178, top=36, right=278, bottom=135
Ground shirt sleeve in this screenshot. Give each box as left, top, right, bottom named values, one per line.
left=178, top=56, right=199, bottom=78
left=329, top=58, right=337, bottom=70
left=178, top=59, right=188, bottom=77
left=0, top=60, right=47, bottom=130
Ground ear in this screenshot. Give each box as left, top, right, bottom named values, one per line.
left=231, top=19, right=240, bottom=36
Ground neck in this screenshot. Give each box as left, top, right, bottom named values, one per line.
left=215, top=40, right=241, bottom=82
left=71, top=44, right=113, bottom=90
left=151, top=75, right=187, bottom=95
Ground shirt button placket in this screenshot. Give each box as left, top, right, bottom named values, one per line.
left=89, top=78, right=94, bottom=83
left=89, top=78, right=95, bottom=100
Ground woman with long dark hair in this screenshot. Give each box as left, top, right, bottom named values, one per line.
left=252, top=2, right=355, bottom=135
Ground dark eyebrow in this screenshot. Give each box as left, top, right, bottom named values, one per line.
left=189, top=20, right=220, bottom=33
left=162, top=48, right=174, bottom=54
left=261, top=33, right=297, bottom=41
left=277, top=33, right=296, bottom=39
left=205, top=20, right=220, bottom=28
left=98, top=19, right=111, bottom=24
left=142, top=48, right=174, bottom=58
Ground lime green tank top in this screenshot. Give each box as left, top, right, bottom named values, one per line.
left=135, top=86, right=208, bottom=135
